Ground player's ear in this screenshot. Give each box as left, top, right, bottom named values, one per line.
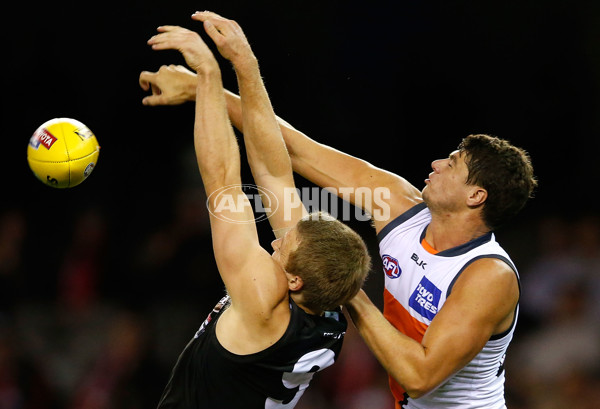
left=466, top=186, right=487, bottom=207
left=286, top=274, right=304, bottom=291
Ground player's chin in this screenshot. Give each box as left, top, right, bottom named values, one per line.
left=421, top=186, right=431, bottom=204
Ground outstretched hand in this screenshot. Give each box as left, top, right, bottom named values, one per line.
left=192, top=11, right=255, bottom=68
left=139, top=64, right=197, bottom=106
left=140, top=12, right=257, bottom=106
left=147, top=25, right=217, bottom=73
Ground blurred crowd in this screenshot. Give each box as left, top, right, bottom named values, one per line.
left=505, top=214, right=600, bottom=409
left=0, top=189, right=598, bottom=408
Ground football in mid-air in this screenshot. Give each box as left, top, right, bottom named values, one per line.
left=27, top=118, right=100, bottom=188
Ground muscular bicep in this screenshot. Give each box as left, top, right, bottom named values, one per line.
left=208, top=187, right=289, bottom=314
left=418, top=258, right=519, bottom=389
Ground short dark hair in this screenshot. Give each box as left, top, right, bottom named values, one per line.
left=459, top=134, right=537, bottom=230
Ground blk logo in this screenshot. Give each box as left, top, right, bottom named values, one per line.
left=411, top=253, right=427, bottom=269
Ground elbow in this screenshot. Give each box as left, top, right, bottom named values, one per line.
left=404, top=387, right=430, bottom=400
left=403, top=382, right=432, bottom=400
left=391, top=373, right=437, bottom=400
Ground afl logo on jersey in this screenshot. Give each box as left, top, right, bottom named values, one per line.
left=382, top=254, right=401, bottom=279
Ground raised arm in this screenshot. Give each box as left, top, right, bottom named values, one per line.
left=221, top=92, right=422, bottom=227
left=193, top=11, right=307, bottom=236
left=140, top=58, right=422, bottom=234
left=146, top=26, right=289, bottom=320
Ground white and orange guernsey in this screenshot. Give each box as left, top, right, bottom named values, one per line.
left=378, top=203, right=519, bottom=409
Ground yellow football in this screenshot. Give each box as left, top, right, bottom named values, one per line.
left=27, top=118, right=100, bottom=188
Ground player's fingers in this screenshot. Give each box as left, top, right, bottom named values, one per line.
left=148, top=26, right=182, bottom=44
left=172, top=64, right=191, bottom=73
left=156, top=25, right=179, bottom=33
left=148, top=29, right=174, bottom=43
left=142, top=94, right=164, bottom=106
left=192, top=11, right=226, bottom=20
left=191, top=11, right=217, bottom=22
left=192, top=11, right=228, bottom=33
left=202, top=19, right=222, bottom=43
left=148, top=34, right=179, bottom=50
left=147, top=26, right=179, bottom=46
left=149, top=27, right=198, bottom=50
left=139, top=71, right=157, bottom=90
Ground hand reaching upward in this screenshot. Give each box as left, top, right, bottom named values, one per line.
left=147, top=25, right=218, bottom=73
left=192, top=11, right=256, bottom=70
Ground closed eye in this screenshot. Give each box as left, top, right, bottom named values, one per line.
left=448, top=153, right=458, bottom=168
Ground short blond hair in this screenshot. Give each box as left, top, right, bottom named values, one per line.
left=286, top=212, right=371, bottom=312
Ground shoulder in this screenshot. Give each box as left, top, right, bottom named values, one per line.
left=462, top=256, right=517, bottom=283
left=449, top=258, right=519, bottom=331
left=453, top=257, right=518, bottom=297
left=422, top=256, right=519, bottom=350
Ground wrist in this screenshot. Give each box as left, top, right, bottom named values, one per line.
left=345, top=289, right=369, bottom=315
left=232, top=55, right=260, bottom=79
left=195, top=62, right=221, bottom=79
left=187, top=73, right=199, bottom=101
left=195, top=65, right=222, bottom=93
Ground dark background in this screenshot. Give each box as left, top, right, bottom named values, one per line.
left=5, top=0, right=599, bottom=306
left=2, top=1, right=600, bottom=408
left=6, top=0, right=600, bottom=221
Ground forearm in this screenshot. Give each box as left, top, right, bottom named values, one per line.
left=225, top=88, right=374, bottom=193
left=346, top=290, right=435, bottom=398
left=178, top=74, right=244, bottom=131
left=194, top=67, right=241, bottom=194
left=225, top=88, right=305, bottom=169
left=225, top=89, right=243, bottom=130
left=221, top=79, right=399, bottom=218
left=235, top=57, right=293, bottom=180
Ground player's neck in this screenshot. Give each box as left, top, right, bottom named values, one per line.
left=426, top=212, right=490, bottom=252
left=290, top=293, right=321, bottom=316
